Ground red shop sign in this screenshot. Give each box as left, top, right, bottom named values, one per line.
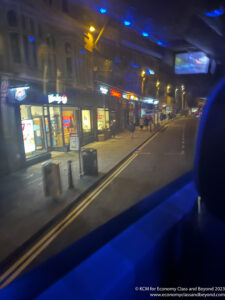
left=110, top=89, right=122, bottom=98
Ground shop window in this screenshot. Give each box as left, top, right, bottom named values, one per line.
left=7, top=10, right=18, bottom=27
left=23, top=35, right=30, bottom=65
left=82, top=110, right=91, bottom=133
left=20, top=105, right=47, bottom=158
left=49, top=106, right=63, bottom=147
left=62, top=108, right=77, bottom=145
left=10, top=32, right=21, bottom=63
left=66, top=57, right=72, bottom=78
left=97, top=108, right=109, bottom=131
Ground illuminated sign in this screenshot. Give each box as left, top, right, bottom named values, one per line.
left=14, top=87, right=30, bottom=101
left=110, top=89, right=122, bottom=98
left=22, top=120, right=35, bottom=154
left=48, top=94, right=68, bottom=104
left=100, top=86, right=108, bottom=95
left=143, top=98, right=154, bottom=104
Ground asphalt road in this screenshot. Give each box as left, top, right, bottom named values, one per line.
left=28, top=117, right=199, bottom=271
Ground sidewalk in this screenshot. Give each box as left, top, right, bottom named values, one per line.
left=0, top=125, right=163, bottom=265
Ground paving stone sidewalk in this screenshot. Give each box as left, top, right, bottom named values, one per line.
left=0, top=125, right=163, bottom=264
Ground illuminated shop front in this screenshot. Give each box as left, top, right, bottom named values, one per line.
left=97, top=108, right=109, bottom=131
left=8, top=86, right=96, bottom=165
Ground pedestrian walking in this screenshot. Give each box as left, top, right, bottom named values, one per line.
left=144, top=117, right=149, bottom=131
left=149, top=115, right=153, bottom=132
left=129, top=122, right=135, bottom=138
left=139, top=117, right=144, bottom=130
left=110, top=120, right=116, bottom=138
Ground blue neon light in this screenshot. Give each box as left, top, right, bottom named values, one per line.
left=80, top=49, right=86, bottom=54
left=142, top=32, right=149, bottom=37
left=114, top=58, right=121, bottom=63
left=123, top=20, right=131, bottom=26
left=156, top=40, right=166, bottom=47
left=28, top=36, right=35, bottom=42
left=205, top=8, right=224, bottom=17
left=130, top=62, right=139, bottom=69
left=99, top=8, right=107, bottom=14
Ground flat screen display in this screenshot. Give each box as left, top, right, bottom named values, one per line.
left=175, top=52, right=210, bottom=74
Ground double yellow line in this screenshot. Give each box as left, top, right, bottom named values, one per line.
left=0, top=131, right=159, bottom=289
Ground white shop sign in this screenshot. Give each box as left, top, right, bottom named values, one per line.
left=69, top=133, right=80, bottom=151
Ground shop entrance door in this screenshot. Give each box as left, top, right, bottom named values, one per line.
left=44, top=116, right=51, bottom=149
left=33, top=117, right=45, bottom=151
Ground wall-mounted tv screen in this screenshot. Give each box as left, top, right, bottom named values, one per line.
left=175, top=51, right=210, bottom=74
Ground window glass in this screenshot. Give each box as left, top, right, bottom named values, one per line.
left=82, top=110, right=91, bottom=133
left=22, top=15, right=26, bottom=30
left=10, top=33, right=21, bottom=63
left=23, top=35, right=30, bottom=65
left=66, top=57, right=72, bottom=77
left=62, top=108, right=77, bottom=145
left=7, top=10, right=18, bottom=27
left=97, top=108, right=109, bottom=130
left=32, top=41, right=37, bottom=67
left=20, top=105, right=46, bottom=158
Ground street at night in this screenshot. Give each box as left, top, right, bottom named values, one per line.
left=1, top=0, right=225, bottom=298
left=26, top=117, right=198, bottom=271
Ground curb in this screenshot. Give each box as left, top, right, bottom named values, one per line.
left=0, top=122, right=168, bottom=275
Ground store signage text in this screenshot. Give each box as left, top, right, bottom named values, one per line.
left=110, top=89, right=122, bottom=98
left=48, top=94, right=68, bottom=104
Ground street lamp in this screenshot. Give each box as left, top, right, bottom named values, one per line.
left=89, top=26, right=96, bottom=32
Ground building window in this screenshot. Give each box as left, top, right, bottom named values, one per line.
left=97, top=108, right=109, bottom=131
left=65, top=42, right=71, bottom=54
left=38, top=23, right=42, bottom=38
left=30, top=18, right=35, bottom=35
left=82, top=110, right=91, bottom=133
left=62, top=0, right=68, bottom=12
left=32, top=41, right=37, bottom=67
left=23, top=35, right=30, bottom=65
left=66, top=57, right=72, bottom=78
left=10, top=32, right=21, bottom=63
left=22, top=15, right=26, bottom=30
left=7, top=10, right=18, bottom=27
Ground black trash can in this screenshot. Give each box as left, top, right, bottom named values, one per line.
left=82, top=148, right=98, bottom=176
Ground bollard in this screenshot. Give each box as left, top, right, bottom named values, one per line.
left=68, top=160, right=73, bottom=189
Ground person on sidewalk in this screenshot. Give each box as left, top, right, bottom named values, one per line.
left=144, top=117, right=149, bottom=131
left=139, top=117, right=144, bottom=130
left=129, top=122, right=135, bottom=138
left=149, top=115, right=153, bottom=132
left=110, top=120, right=116, bottom=138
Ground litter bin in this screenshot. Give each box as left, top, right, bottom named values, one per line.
left=42, top=161, right=62, bottom=197
left=82, top=148, right=98, bottom=176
